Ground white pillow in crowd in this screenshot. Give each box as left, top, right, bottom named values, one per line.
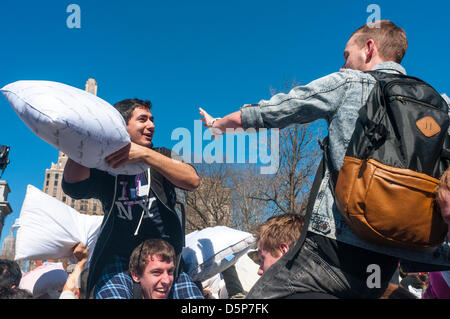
left=201, top=253, right=260, bottom=299
left=233, top=252, right=260, bottom=292
left=201, top=273, right=228, bottom=299
left=13, top=185, right=103, bottom=262
left=182, top=226, right=256, bottom=282
left=19, top=262, right=68, bottom=298
left=1, top=80, right=149, bottom=175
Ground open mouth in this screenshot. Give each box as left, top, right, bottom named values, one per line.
left=143, top=133, right=153, bottom=140
left=154, top=288, right=169, bottom=298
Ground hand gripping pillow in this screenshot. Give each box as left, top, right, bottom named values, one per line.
left=1, top=80, right=149, bottom=175
left=13, top=185, right=103, bottom=262
left=182, top=226, right=256, bottom=282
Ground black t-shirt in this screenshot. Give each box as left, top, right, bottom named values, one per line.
left=63, top=168, right=171, bottom=261
left=110, top=171, right=171, bottom=258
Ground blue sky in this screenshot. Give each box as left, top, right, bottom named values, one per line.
left=1, top=0, right=449, bottom=248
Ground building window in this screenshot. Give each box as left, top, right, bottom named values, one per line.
left=55, top=173, right=59, bottom=180
left=46, top=180, right=49, bottom=186
left=54, top=180, right=58, bottom=186
left=62, top=196, right=67, bottom=202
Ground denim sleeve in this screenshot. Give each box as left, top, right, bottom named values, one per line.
left=240, top=71, right=350, bottom=129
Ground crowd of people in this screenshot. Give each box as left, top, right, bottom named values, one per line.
left=1, top=19, right=450, bottom=299
left=1, top=213, right=449, bottom=299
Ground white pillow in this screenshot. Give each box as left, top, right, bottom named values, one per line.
left=1, top=80, right=149, bottom=175
left=201, top=273, right=228, bottom=299
left=182, top=226, right=256, bottom=282
left=201, top=254, right=260, bottom=299
left=19, top=262, right=68, bottom=298
left=233, top=253, right=260, bottom=292
left=13, top=185, right=103, bottom=262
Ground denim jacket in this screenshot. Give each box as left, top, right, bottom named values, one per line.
left=241, top=62, right=450, bottom=267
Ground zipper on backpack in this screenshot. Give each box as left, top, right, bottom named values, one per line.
left=391, top=95, right=447, bottom=114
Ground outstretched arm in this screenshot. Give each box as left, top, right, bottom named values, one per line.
left=199, top=107, right=243, bottom=136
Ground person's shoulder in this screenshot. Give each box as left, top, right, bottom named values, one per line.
left=333, top=69, right=375, bottom=81
left=308, top=69, right=372, bottom=88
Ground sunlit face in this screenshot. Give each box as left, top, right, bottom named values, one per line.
left=256, top=242, right=282, bottom=276
left=340, top=35, right=369, bottom=71
left=126, top=106, right=155, bottom=147
left=131, top=254, right=175, bottom=299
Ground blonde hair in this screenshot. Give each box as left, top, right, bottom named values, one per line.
left=351, top=20, right=408, bottom=63
left=255, top=214, right=304, bottom=258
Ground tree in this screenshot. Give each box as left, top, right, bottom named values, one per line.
left=229, top=164, right=272, bottom=232
left=242, top=80, right=325, bottom=217
left=181, top=163, right=233, bottom=234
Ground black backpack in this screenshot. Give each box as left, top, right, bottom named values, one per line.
left=330, top=71, right=449, bottom=250
left=284, top=71, right=450, bottom=274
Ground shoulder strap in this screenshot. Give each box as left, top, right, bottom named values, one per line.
left=285, top=153, right=325, bottom=268
left=319, top=136, right=337, bottom=194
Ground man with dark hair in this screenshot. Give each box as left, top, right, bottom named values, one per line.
left=200, top=20, right=449, bottom=299
left=0, top=259, right=22, bottom=289
left=63, top=98, right=200, bottom=299
left=129, top=239, right=175, bottom=299
left=129, top=239, right=203, bottom=299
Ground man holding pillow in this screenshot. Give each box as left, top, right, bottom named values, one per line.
left=63, top=98, right=200, bottom=299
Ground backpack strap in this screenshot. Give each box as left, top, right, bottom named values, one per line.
left=285, top=150, right=326, bottom=269
left=319, top=136, right=337, bottom=194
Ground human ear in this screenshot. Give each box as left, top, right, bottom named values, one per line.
left=365, top=39, right=376, bottom=62
left=280, top=243, right=289, bottom=255
left=131, top=270, right=141, bottom=283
